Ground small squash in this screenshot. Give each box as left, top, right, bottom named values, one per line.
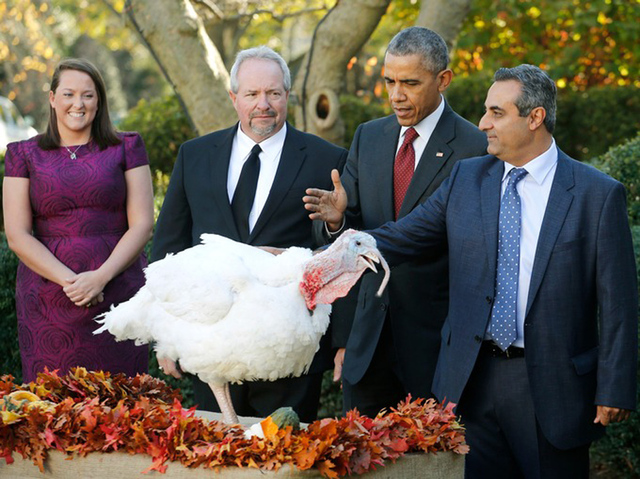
left=269, top=407, right=300, bottom=431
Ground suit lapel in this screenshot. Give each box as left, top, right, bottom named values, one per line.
left=480, top=159, right=504, bottom=278
left=525, top=151, right=574, bottom=316
left=399, top=103, right=455, bottom=218
left=210, top=124, right=241, bottom=240
left=249, top=124, right=306, bottom=242
left=375, top=117, right=401, bottom=221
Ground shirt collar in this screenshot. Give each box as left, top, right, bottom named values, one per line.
left=502, top=138, right=558, bottom=185
left=236, top=122, right=287, bottom=161
left=399, top=95, right=446, bottom=140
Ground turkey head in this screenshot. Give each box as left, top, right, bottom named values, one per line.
left=300, top=229, right=389, bottom=310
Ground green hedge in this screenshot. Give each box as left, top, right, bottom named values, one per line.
left=340, top=94, right=390, bottom=147
left=118, top=95, right=196, bottom=175
left=593, top=133, right=640, bottom=225
left=589, top=225, right=640, bottom=477
left=0, top=233, right=20, bottom=381
left=589, top=135, right=640, bottom=477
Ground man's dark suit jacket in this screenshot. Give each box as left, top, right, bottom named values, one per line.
left=332, top=102, right=487, bottom=397
left=152, top=122, right=348, bottom=375
left=370, top=150, right=638, bottom=449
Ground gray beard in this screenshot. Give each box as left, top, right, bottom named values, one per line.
left=250, top=120, right=277, bottom=137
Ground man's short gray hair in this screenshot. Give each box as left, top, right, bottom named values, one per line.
left=493, top=64, right=557, bottom=133
left=386, top=26, right=449, bottom=74
left=229, top=46, right=291, bottom=93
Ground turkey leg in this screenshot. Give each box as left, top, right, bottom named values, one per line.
left=210, top=383, right=239, bottom=424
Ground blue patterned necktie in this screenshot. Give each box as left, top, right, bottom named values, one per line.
left=489, top=167, right=528, bottom=350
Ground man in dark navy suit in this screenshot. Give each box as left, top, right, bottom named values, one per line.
left=152, top=46, right=347, bottom=422
left=304, top=27, right=486, bottom=418
left=306, top=64, right=637, bottom=478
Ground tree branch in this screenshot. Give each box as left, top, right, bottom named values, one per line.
left=100, top=0, right=121, bottom=17
left=123, top=0, right=196, bottom=132
left=193, top=0, right=224, bottom=19
left=194, top=1, right=328, bottom=23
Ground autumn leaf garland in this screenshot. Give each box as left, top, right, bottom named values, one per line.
left=0, top=368, right=468, bottom=476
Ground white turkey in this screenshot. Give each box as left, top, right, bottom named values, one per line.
left=95, top=229, right=389, bottom=424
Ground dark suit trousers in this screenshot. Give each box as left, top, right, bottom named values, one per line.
left=342, top=320, right=408, bottom=417
left=458, top=347, right=590, bottom=479
left=192, top=373, right=323, bottom=424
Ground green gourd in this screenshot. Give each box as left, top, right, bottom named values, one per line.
left=269, top=407, right=300, bottom=431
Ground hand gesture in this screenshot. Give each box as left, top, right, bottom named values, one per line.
left=303, top=169, right=347, bottom=232
left=63, top=270, right=108, bottom=308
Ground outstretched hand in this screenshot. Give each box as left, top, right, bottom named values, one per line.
left=303, top=169, right=347, bottom=232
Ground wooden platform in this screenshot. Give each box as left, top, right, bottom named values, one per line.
left=1, top=450, right=464, bottom=478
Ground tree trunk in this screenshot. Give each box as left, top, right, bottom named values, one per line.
left=292, top=0, right=391, bottom=146
left=415, top=0, right=472, bottom=51
left=126, top=0, right=236, bottom=135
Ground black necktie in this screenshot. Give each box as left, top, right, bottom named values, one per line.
left=232, top=144, right=262, bottom=242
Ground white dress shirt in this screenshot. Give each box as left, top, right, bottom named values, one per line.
left=499, top=139, right=558, bottom=347
left=227, top=124, right=287, bottom=233
left=396, top=95, right=446, bottom=168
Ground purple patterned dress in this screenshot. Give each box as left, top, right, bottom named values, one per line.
left=4, top=132, right=149, bottom=383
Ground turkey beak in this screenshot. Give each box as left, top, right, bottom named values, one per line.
left=360, top=251, right=390, bottom=297
left=360, top=253, right=379, bottom=273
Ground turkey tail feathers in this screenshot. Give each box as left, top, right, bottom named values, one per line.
left=93, top=287, right=154, bottom=344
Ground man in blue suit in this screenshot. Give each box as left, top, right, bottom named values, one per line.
left=305, top=64, right=637, bottom=477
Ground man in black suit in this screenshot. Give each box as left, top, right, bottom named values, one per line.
left=152, top=46, right=347, bottom=422
left=304, top=27, right=487, bottom=417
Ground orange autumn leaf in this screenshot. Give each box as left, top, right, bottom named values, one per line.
left=260, top=416, right=279, bottom=441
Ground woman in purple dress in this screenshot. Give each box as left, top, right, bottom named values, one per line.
left=2, top=58, right=154, bottom=383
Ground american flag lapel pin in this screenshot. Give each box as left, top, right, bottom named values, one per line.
left=436, top=152, right=444, bottom=157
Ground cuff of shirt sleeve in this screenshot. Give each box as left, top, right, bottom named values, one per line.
left=324, top=217, right=346, bottom=238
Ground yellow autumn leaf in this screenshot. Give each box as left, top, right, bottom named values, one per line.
left=1, top=410, right=24, bottom=425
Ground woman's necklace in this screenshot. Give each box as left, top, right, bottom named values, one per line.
left=62, top=143, right=83, bottom=160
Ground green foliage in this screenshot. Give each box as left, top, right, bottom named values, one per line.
left=446, top=75, right=640, bottom=161
left=445, top=71, right=493, bottom=126
left=119, top=95, right=195, bottom=175
left=590, top=225, right=640, bottom=478
left=0, top=233, right=21, bottom=381
left=454, top=0, right=640, bottom=89
left=340, top=94, right=390, bottom=147
left=589, top=137, right=640, bottom=477
left=594, top=134, right=640, bottom=225
left=556, top=87, right=640, bottom=161
left=318, top=369, right=343, bottom=419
